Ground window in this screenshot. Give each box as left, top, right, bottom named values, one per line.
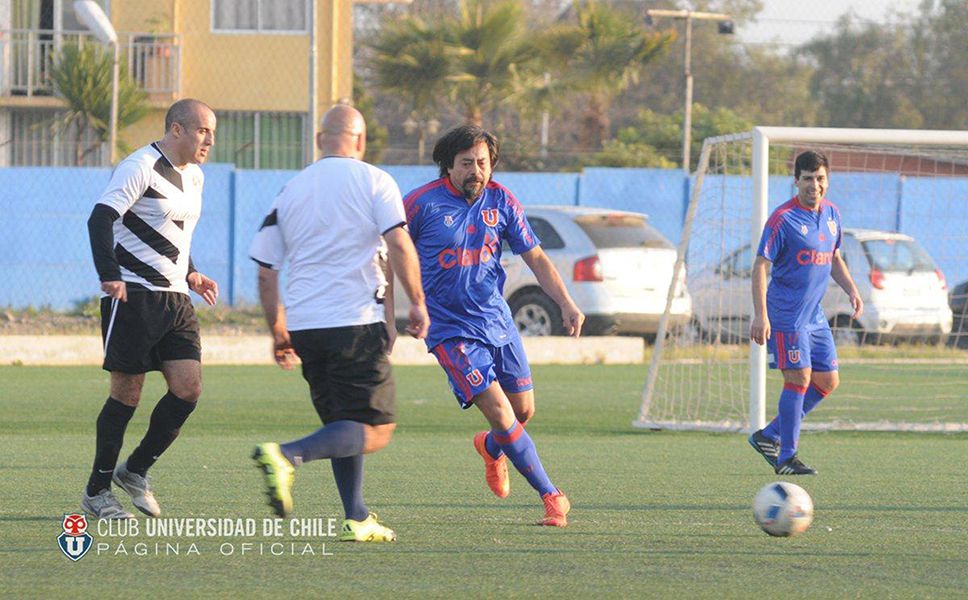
left=862, top=238, right=936, bottom=273
left=528, top=217, right=565, bottom=250
left=573, top=213, right=674, bottom=250
left=211, top=111, right=305, bottom=170
left=212, top=0, right=308, bottom=33
left=3, top=108, right=103, bottom=166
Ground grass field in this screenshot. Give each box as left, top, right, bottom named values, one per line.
left=1, top=364, right=966, bottom=598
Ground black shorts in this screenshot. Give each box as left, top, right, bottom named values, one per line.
left=290, top=323, right=395, bottom=426
left=101, top=291, right=201, bottom=374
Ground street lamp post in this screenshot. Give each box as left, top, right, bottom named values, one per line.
left=645, top=9, right=733, bottom=174
left=73, top=0, right=119, bottom=166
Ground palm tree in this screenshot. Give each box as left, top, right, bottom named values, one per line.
left=47, top=43, right=150, bottom=165
left=444, top=0, right=538, bottom=125
left=368, top=16, right=454, bottom=127
left=368, top=0, right=540, bottom=127
left=538, top=0, right=674, bottom=150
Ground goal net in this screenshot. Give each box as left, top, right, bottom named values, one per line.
left=635, top=127, right=968, bottom=433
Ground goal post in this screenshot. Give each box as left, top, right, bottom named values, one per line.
left=635, top=126, right=968, bottom=433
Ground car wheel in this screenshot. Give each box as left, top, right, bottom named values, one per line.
left=830, top=315, right=864, bottom=346
left=510, top=291, right=564, bottom=336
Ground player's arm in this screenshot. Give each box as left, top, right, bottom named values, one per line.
left=750, top=256, right=772, bottom=345
left=256, top=265, right=296, bottom=370
left=87, top=158, right=149, bottom=303
left=521, top=246, right=585, bottom=337
left=185, top=257, right=218, bottom=306
left=384, top=226, right=428, bottom=340
left=87, top=204, right=126, bottom=302
left=831, top=250, right=863, bottom=319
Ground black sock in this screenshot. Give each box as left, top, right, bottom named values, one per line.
left=125, top=391, right=196, bottom=476
left=87, top=398, right=135, bottom=496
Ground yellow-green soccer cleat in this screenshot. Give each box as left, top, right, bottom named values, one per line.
left=340, top=512, right=397, bottom=542
left=251, top=443, right=294, bottom=518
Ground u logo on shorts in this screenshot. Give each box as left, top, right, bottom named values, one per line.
left=788, top=349, right=801, bottom=364
left=465, top=369, right=484, bottom=386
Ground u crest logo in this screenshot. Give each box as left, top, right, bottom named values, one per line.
left=787, top=349, right=801, bottom=364
left=57, top=513, right=93, bottom=561
left=465, top=369, right=484, bottom=386
left=481, top=209, right=499, bottom=227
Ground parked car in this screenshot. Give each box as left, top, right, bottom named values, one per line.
left=395, top=206, right=691, bottom=337
left=691, top=228, right=953, bottom=344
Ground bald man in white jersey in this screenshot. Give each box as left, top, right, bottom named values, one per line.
left=250, top=104, right=428, bottom=542
left=83, top=98, right=219, bottom=519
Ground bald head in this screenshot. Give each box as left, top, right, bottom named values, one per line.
left=317, top=104, right=366, bottom=159
left=165, top=98, right=213, bottom=133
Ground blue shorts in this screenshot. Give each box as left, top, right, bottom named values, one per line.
left=431, top=336, right=533, bottom=409
left=767, top=328, right=839, bottom=372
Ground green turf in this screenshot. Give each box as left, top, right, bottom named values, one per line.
left=1, top=364, right=966, bottom=598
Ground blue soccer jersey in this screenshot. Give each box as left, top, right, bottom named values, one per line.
left=404, top=177, right=540, bottom=349
left=756, top=196, right=842, bottom=331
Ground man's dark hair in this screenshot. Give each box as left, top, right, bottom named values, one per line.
left=165, top=98, right=213, bottom=132
left=432, top=125, right=499, bottom=178
left=794, top=150, right=829, bottom=179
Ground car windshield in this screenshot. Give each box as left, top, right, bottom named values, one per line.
left=862, top=238, right=936, bottom=272
left=573, top=214, right=673, bottom=249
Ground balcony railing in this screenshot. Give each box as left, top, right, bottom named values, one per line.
left=0, top=29, right=180, bottom=98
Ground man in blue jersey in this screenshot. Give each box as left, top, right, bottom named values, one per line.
left=748, top=150, right=863, bottom=475
left=404, top=125, right=584, bottom=526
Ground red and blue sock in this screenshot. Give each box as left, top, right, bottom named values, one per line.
left=484, top=418, right=529, bottom=459
left=491, top=421, right=555, bottom=496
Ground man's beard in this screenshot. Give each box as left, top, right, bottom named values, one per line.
left=461, top=177, right=485, bottom=200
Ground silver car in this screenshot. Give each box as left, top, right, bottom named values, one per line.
left=691, top=228, right=953, bottom=344
left=395, top=205, right=692, bottom=337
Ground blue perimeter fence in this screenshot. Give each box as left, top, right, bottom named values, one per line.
left=2, top=163, right=967, bottom=310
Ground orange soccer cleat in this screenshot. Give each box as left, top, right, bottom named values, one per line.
left=473, top=431, right=510, bottom=499
left=539, top=490, right=571, bottom=527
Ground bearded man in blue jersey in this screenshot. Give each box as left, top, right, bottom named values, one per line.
left=404, top=125, right=584, bottom=526
left=748, top=150, right=863, bottom=475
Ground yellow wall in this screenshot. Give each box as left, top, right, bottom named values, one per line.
left=111, top=0, right=354, bottom=146
left=174, top=0, right=352, bottom=112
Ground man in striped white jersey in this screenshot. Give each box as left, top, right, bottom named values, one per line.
left=82, top=98, right=219, bottom=519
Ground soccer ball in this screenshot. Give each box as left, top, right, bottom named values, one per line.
left=753, top=482, right=814, bottom=537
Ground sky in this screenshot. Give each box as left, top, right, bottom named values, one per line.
left=738, top=0, right=925, bottom=48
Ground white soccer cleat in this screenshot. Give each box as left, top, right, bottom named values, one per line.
left=112, top=461, right=161, bottom=517
left=81, top=489, right=134, bottom=520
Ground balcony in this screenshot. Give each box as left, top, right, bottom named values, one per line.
left=0, top=29, right=180, bottom=102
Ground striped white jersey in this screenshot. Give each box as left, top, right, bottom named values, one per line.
left=96, top=143, right=204, bottom=294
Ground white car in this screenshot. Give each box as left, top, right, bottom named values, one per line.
left=395, top=206, right=691, bottom=337
left=691, top=228, right=953, bottom=344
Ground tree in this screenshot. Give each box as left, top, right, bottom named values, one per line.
left=587, top=103, right=752, bottom=168
left=352, top=73, right=388, bottom=164
left=538, top=0, right=674, bottom=150
left=48, top=43, right=150, bottom=165
left=802, top=15, right=923, bottom=129
left=367, top=0, right=540, bottom=127
left=443, top=0, right=538, bottom=125
left=367, top=16, right=453, bottom=124
left=799, top=1, right=968, bottom=130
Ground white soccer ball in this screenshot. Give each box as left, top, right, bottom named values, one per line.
left=753, top=481, right=814, bottom=537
